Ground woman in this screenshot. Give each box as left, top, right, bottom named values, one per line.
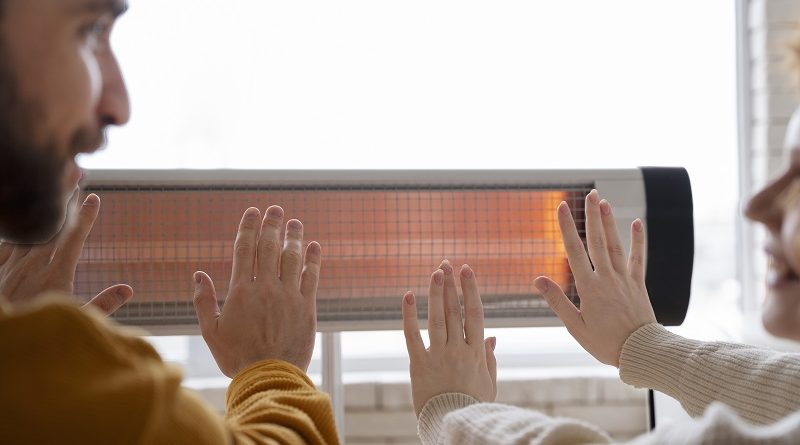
left=401, top=35, right=800, bottom=444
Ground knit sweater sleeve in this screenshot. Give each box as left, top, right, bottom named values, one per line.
left=419, top=397, right=800, bottom=445
left=418, top=396, right=612, bottom=445
left=419, top=324, right=800, bottom=444
left=224, top=360, right=339, bottom=444
left=141, top=359, right=340, bottom=445
left=618, top=323, right=800, bottom=424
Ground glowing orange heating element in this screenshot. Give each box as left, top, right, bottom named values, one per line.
left=75, top=189, right=575, bottom=314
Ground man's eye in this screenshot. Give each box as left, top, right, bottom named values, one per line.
left=80, top=20, right=110, bottom=48
left=81, top=22, right=106, bottom=37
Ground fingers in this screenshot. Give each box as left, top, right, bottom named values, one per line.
left=299, top=241, right=322, bottom=300
left=584, top=190, right=611, bottom=273
left=460, top=264, right=484, bottom=345
left=534, top=276, right=583, bottom=332
left=231, top=207, right=261, bottom=283
left=485, top=337, right=498, bottom=393
left=280, top=219, right=304, bottom=286
left=24, top=242, right=57, bottom=268
left=193, top=271, right=221, bottom=334
left=440, top=260, right=464, bottom=343
left=257, top=205, right=284, bottom=279
left=628, top=219, right=646, bottom=282
left=556, top=202, right=593, bottom=281
left=84, top=284, right=133, bottom=316
left=598, top=199, right=627, bottom=273
left=427, top=269, right=447, bottom=348
left=402, top=291, right=426, bottom=360
left=7, top=244, right=32, bottom=263
left=52, top=193, right=101, bottom=272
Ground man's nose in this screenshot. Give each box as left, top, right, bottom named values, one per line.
left=96, top=51, right=130, bottom=126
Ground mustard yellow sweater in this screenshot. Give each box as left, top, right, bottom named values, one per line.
left=0, top=295, right=340, bottom=445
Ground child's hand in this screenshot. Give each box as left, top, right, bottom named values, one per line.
left=402, top=260, right=497, bottom=416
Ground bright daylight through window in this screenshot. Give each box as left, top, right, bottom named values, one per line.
left=82, top=0, right=737, bottom=381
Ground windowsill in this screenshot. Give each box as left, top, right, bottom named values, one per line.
left=181, top=358, right=614, bottom=392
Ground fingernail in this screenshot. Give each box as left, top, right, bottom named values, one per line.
left=404, top=292, right=415, bottom=305
left=307, top=241, right=321, bottom=255
left=194, top=272, right=202, bottom=284
left=489, top=337, right=497, bottom=350
left=558, top=201, right=569, bottom=215
left=599, top=199, right=611, bottom=215
left=633, top=218, right=644, bottom=232
left=587, top=189, right=599, bottom=204
left=83, top=194, right=99, bottom=207
left=534, top=278, right=549, bottom=292
left=116, top=286, right=132, bottom=299
left=433, top=270, right=444, bottom=285
left=244, top=207, right=260, bottom=219
left=440, top=260, right=453, bottom=275
left=461, top=264, right=473, bottom=278
left=267, top=206, right=284, bottom=219
left=287, top=219, right=303, bottom=232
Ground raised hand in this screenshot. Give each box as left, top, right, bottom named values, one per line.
left=534, top=189, right=657, bottom=367
left=0, top=192, right=133, bottom=315
left=193, top=205, right=321, bottom=377
left=402, top=260, right=497, bottom=416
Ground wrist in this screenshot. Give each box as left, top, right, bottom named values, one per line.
left=226, top=359, right=318, bottom=413
left=230, top=358, right=307, bottom=380
left=417, top=393, right=479, bottom=444
left=618, top=322, right=687, bottom=393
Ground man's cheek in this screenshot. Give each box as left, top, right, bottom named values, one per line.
left=79, top=47, right=103, bottom=109
left=52, top=48, right=102, bottom=133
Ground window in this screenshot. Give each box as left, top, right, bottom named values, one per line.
left=85, top=0, right=738, bottom=380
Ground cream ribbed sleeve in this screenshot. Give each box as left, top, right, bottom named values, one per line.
left=420, top=397, right=800, bottom=444
left=417, top=323, right=800, bottom=445
left=619, top=323, right=800, bottom=424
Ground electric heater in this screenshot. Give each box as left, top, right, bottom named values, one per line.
left=75, top=168, right=693, bottom=334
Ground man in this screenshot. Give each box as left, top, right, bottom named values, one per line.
left=401, top=34, right=800, bottom=444
left=0, top=1, right=338, bottom=443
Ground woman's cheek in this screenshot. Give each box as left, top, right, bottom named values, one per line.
left=786, top=209, right=800, bottom=272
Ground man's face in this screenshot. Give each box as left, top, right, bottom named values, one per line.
left=0, top=0, right=129, bottom=243
left=746, top=106, right=800, bottom=341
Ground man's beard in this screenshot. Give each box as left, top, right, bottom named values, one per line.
left=0, top=109, right=67, bottom=243
left=0, top=45, right=105, bottom=244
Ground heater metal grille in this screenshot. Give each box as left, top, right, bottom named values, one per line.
left=75, top=183, right=592, bottom=331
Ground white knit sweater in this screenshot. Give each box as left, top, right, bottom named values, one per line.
left=417, top=323, right=800, bottom=444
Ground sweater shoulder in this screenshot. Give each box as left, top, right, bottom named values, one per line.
left=0, top=296, right=187, bottom=443
left=0, top=295, right=160, bottom=363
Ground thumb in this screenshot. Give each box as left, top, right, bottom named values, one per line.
left=485, top=336, right=498, bottom=397
left=534, top=276, right=583, bottom=331
left=193, top=271, right=220, bottom=333
left=83, top=284, right=133, bottom=316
